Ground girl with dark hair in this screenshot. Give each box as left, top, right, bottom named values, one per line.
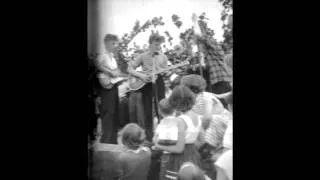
left=154, top=85, right=203, bottom=180
left=180, top=74, right=231, bottom=180
left=180, top=74, right=227, bottom=117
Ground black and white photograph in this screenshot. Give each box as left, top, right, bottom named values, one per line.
left=87, top=0, right=233, bottom=179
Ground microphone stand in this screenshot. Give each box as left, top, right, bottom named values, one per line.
left=152, top=52, right=161, bottom=124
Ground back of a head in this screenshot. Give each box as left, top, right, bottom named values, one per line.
left=120, top=123, right=146, bottom=150
left=149, top=33, right=165, bottom=44
left=168, top=85, right=196, bottom=113
left=180, top=74, right=206, bottom=95
left=159, top=98, right=174, bottom=117
left=177, top=162, right=206, bottom=180
left=103, top=34, right=119, bottom=43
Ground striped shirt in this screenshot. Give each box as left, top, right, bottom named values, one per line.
left=128, top=51, right=168, bottom=72
left=192, top=92, right=225, bottom=116
left=193, top=92, right=231, bottom=147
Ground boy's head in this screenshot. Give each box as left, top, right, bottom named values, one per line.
left=103, top=34, right=119, bottom=52
left=148, top=34, right=165, bottom=53
left=177, top=162, right=206, bottom=180
left=119, top=123, right=146, bottom=150
left=159, top=98, right=175, bottom=118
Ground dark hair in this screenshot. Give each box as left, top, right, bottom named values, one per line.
left=180, top=74, right=206, bottom=94
left=170, top=75, right=182, bottom=90
left=177, top=162, right=206, bottom=180
left=148, top=34, right=165, bottom=44
left=120, top=123, right=146, bottom=150
left=159, top=98, right=174, bottom=116
left=104, top=34, right=119, bottom=44
left=168, top=85, right=195, bottom=113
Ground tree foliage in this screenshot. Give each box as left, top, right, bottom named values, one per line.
left=219, top=0, right=233, bottom=52
left=88, top=12, right=229, bottom=88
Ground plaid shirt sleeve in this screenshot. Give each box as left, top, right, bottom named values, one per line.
left=201, top=39, right=232, bottom=85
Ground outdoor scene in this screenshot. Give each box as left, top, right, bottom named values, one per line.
left=88, top=0, right=233, bottom=179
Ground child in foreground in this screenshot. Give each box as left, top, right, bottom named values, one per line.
left=117, top=123, right=151, bottom=180
left=152, top=98, right=180, bottom=180
left=154, top=98, right=178, bottom=146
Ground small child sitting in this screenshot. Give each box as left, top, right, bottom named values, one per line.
left=153, top=98, right=178, bottom=146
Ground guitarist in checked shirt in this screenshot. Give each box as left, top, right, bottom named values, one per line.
left=127, top=34, right=168, bottom=142
left=96, top=34, right=124, bottom=144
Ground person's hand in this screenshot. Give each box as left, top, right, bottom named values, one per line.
left=151, top=145, right=160, bottom=151
left=202, top=116, right=212, bottom=130
left=139, top=73, right=151, bottom=82
left=111, top=70, right=124, bottom=77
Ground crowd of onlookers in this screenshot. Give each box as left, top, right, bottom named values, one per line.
left=89, top=73, right=233, bottom=180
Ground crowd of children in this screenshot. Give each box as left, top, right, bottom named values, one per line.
left=91, top=74, right=233, bottom=180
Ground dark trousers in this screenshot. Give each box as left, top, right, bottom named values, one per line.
left=118, top=96, right=130, bottom=128
left=128, top=91, right=145, bottom=127
left=138, top=75, right=165, bottom=142
left=211, top=81, right=232, bottom=109
left=99, top=86, right=119, bottom=144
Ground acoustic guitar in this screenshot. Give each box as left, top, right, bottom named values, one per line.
left=128, top=59, right=191, bottom=91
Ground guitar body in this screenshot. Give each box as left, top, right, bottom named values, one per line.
left=99, top=73, right=127, bottom=89
left=128, top=74, right=147, bottom=91
left=128, top=60, right=191, bottom=91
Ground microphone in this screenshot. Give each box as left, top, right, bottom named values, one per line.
left=152, top=52, right=159, bottom=57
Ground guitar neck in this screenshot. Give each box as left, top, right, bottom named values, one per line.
left=151, top=57, right=191, bottom=76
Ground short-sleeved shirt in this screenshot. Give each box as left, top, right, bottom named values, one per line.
left=155, top=116, right=179, bottom=146
left=129, top=51, right=168, bottom=72
left=97, top=51, right=118, bottom=71
left=179, top=114, right=202, bottom=144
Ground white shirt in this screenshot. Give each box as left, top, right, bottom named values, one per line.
left=179, top=114, right=202, bottom=144
left=97, top=51, right=118, bottom=71
left=215, top=150, right=233, bottom=180
left=155, top=116, right=179, bottom=142
left=223, top=119, right=233, bottom=149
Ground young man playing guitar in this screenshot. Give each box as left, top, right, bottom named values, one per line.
left=96, top=34, right=126, bottom=144
left=127, top=34, right=168, bottom=142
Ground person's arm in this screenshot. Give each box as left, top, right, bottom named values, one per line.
left=195, top=126, right=205, bottom=148
left=155, top=118, right=186, bottom=153
left=222, top=120, right=233, bottom=149
left=127, top=54, right=150, bottom=81
left=215, top=166, right=229, bottom=180
left=203, top=98, right=214, bottom=118
left=215, top=150, right=232, bottom=180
